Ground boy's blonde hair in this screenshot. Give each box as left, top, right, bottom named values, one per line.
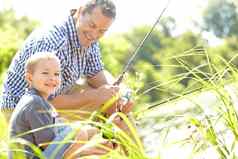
left=25, top=52, right=60, bottom=74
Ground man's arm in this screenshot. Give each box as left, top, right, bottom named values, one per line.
left=87, top=70, right=134, bottom=115
left=50, top=71, right=119, bottom=109
left=87, top=70, right=115, bottom=88
left=50, top=88, right=98, bottom=109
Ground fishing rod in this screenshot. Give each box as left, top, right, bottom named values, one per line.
left=113, top=0, right=172, bottom=86
left=90, top=0, right=171, bottom=119
left=96, top=0, right=172, bottom=140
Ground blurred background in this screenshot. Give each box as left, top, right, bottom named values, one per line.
left=2, top=0, right=238, bottom=105
left=1, top=0, right=238, bottom=158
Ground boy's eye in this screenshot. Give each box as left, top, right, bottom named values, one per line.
left=42, top=72, right=48, bottom=74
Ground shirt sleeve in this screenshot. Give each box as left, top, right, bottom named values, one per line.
left=24, top=102, right=55, bottom=145
left=84, top=43, right=104, bottom=77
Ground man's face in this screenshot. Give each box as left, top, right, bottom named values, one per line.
left=76, top=7, right=114, bottom=47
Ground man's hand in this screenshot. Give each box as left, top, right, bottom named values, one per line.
left=112, top=116, right=130, bottom=133
left=105, top=99, right=134, bottom=116
left=91, top=84, right=120, bottom=107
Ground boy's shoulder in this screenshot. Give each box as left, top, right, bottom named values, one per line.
left=17, top=94, right=47, bottom=112
left=10, top=94, right=47, bottom=123
left=29, top=94, right=45, bottom=107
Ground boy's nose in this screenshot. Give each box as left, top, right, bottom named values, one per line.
left=49, top=76, right=57, bottom=81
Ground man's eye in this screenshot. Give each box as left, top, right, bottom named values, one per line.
left=42, top=72, right=48, bottom=74
left=99, top=30, right=106, bottom=34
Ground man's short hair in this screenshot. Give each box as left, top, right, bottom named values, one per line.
left=83, top=0, right=116, bottom=19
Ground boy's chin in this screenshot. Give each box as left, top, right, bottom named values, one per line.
left=47, top=91, right=55, bottom=96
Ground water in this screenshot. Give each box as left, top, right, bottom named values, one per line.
left=137, top=84, right=238, bottom=158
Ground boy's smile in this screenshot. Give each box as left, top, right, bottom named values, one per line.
left=26, top=59, right=61, bottom=99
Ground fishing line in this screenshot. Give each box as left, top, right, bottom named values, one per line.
left=114, top=0, right=172, bottom=86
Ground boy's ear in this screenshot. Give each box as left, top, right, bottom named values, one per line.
left=25, top=72, right=33, bottom=86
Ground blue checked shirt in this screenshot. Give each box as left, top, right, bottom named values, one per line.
left=1, top=14, right=104, bottom=111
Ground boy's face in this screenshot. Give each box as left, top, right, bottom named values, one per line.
left=26, top=59, right=61, bottom=99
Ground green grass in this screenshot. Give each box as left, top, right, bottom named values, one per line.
left=3, top=47, right=238, bottom=159
left=1, top=109, right=148, bottom=159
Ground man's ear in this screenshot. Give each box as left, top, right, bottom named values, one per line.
left=72, top=7, right=82, bottom=21
left=25, top=72, right=33, bottom=86
left=77, top=7, right=83, bottom=18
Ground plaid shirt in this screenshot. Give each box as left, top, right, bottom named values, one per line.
left=1, top=15, right=104, bottom=111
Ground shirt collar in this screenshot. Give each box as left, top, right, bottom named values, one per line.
left=26, top=88, right=53, bottom=102
left=67, top=15, right=81, bottom=49
left=26, top=87, right=41, bottom=96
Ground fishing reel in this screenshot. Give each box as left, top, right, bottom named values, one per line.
left=117, top=88, right=132, bottom=112
left=102, top=88, right=132, bottom=139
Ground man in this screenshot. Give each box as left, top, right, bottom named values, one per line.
left=1, top=0, right=132, bottom=120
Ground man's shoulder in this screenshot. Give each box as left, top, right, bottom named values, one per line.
left=47, top=25, right=69, bottom=49
left=26, top=19, right=70, bottom=50
left=38, top=25, right=68, bottom=50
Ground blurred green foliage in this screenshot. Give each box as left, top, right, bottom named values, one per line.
left=202, top=0, right=238, bottom=38
left=0, top=9, right=38, bottom=88
left=1, top=3, right=238, bottom=158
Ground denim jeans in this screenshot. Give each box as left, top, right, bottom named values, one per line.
left=43, top=126, right=74, bottom=159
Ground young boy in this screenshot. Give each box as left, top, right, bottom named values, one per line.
left=9, top=52, right=113, bottom=159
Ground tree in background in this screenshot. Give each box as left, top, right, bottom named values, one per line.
left=0, top=9, right=38, bottom=79
left=159, top=16, right=176, bottom=37
left=2, top=6, right=238, bottom=107
left=100, top=23, right=211, bottom=105
left=208, top=36, right=238, bottom=73
left=202, top=0, right=238, bottom=38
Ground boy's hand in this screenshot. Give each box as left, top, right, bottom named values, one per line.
left=79, top=139, right=114, bottom=156
left=64, top=127, right=113, bottom=159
